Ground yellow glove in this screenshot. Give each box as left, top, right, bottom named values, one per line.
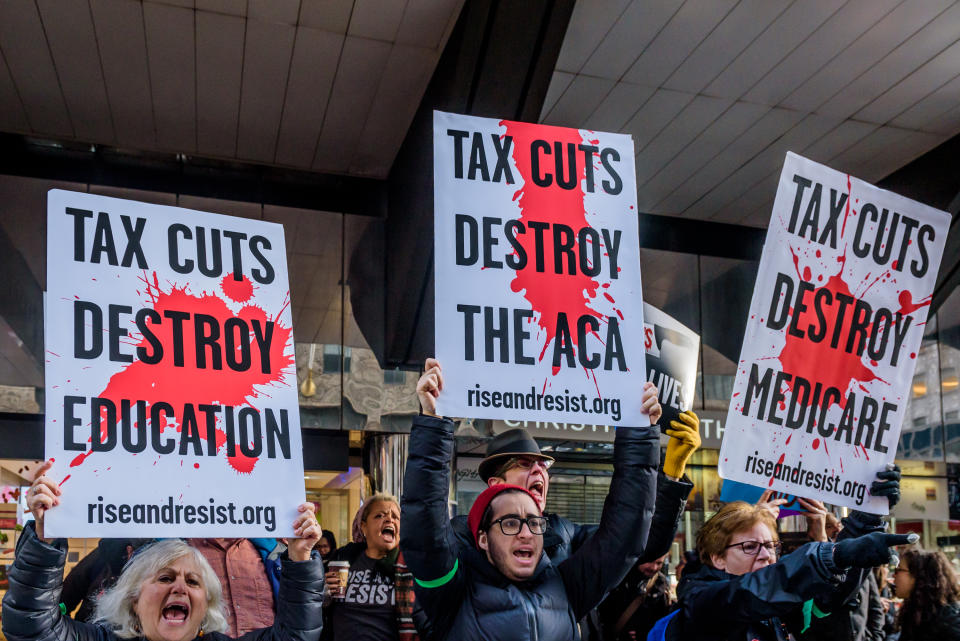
left=663, top=410, right=701, bottom=479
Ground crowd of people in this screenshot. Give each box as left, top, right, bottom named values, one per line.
left=2, top=357, right=959, bottom=641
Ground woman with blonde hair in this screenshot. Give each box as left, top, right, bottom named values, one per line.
left=2, top=461, right=325, bottom=641
left=659, top=499, right=915, bottom=641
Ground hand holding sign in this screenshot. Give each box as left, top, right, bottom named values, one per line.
left=417, top=358, right=444, bottom=418
left=26, top=461, right=61, bottom=541
left=289, top=503, right=322, bottom=561
left=870, top=464, right=901, bottom=510
left=640, top=381, right=662, bottom=426
left=797, top=497, right=829, bottom=542
left=757, top=489, right=790, bottom=520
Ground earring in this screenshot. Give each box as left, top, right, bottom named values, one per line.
left=198, top=624, right=205, bottom=637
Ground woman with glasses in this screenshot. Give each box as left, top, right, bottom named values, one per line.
left=892, top=548, right=960, bottom=641
left=658, top=500, right=915, bottom=641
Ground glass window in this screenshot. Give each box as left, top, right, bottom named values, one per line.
left=939, top=287, right=960, bottom=462
left=699, top=256, right=759, bottom=411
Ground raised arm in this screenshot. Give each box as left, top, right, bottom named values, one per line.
left=2, top=523, right=100, bottom=641
left=678, top=533, right=914, bottom=630
left=558, top=410, right=662, bottom=619
left=399, top=360, right=464, bottom=636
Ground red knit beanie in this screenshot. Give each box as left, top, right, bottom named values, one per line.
left=467, top=483, right=542, bottom=546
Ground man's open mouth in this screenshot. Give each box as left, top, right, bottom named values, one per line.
left=162, top=603, right=189, bottom=623
left=528, top=480, right=544, bottom=499
left=513, top=548, right=535, bottom=564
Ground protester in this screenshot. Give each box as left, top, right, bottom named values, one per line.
left=62, top=537, right=148, bottom=622
left=400, top=358, right=663, bottom=640
left=444, top=356, right=697, bottom=568
left=187, top=538, right=277, bottom=636
left=2, top=460, right=324, bottom=641
left=315, top=531, right=337, bottom=562
left=659, top=493, right=916, bottom=641
left=322, top=495, right=420, bottom=641
left=598, top=553, right=672, bottom=641
left=800, top=468, right=901, bottom=641
left=874, top=566, right=898, bottom=641
left=893, top=548, right=960, bottom=641
left=675, top=550, right=700, bottom=582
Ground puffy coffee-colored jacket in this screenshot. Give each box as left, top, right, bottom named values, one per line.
left=665, top=543, right=848, bottom=641
left=401, top=414, right=660, bottom=641
left=2, top=523, right=324, bottom=641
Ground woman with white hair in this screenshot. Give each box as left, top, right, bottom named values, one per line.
left=2, top=461, right=325, bottom=641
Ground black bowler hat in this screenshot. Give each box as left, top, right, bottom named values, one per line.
left=478, top=428, right=554, bottom=482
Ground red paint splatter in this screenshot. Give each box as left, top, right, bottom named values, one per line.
left=59, top=475, right=71, bottom=485
left=193, top=463, right=200, bottom=469
left=72, top=271, right=293, bottom=475
left=910, top=352, right=916, bottom=359
left=769, top=453, right=786, bottom=486
left=802, top=266, right=811, bottom=281
left=503, top=121, right=606, bottom=370
left=221, top=273, right=255, bottom=303
left=778, top=250, right=884, bottom=413
left=785, top=434, right=791, bottom=445
left=897, top=290, right=931, bottom=315
left=859, top=444, right=870, bottom=461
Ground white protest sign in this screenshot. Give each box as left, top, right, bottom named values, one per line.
left=44, top=189, right=304, bottom=537
left=433, top=111, right=646, bottom=425
left=719, top=153, right=950, bottom=514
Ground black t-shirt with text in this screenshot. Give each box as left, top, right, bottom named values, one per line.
left=331, top=553, right=398, bottom=641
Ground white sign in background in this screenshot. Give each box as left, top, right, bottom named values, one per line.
left=433, top=111, right=647, bottom=426
left=719, top=153, right=950, bottom=514
left=45, top=189, right=304, bottom=537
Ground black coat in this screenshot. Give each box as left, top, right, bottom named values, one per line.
left=2, top=523, right=325, bottom=641
left=899, top=601, right=960, bottom=641
left=400, top=414, right=661, bottom=641
left=665, top=543, right=846, bottom=641
left=799, top=572, right=885, bottom=641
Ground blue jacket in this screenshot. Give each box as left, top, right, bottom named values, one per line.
left=400, top=414, right=661, bottom=641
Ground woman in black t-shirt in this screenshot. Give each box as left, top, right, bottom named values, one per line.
left=321, top=495, right=419, bottom=641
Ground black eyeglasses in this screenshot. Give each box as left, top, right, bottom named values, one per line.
left=725, top=540, right=781, bottom=557
left=490, top=516, right=548, bottom=536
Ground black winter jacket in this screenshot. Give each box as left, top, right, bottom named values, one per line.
left=799, top=511, right=896, bottom=641
left=2, top=523, right=325, bottom=641
left=451, top=472, right=692, bottom=566
left=400, top=414, right=661, bottom=641
left=898, top=601, right=960, bottom=641
left=665, top=543, right=847, bottom=641
left=798, top=572, right=884, bottom=641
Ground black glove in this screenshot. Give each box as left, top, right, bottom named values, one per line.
left=833, top=532, right=917, bottom=569
left=871, top=464, right=901, bottom=509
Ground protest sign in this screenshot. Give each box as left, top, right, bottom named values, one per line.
left=44, top=189, right=303, bottom=537
left=718, top=479, right=802, bottom=518
left=718, top=153, right=950, bottom=514
left=644, top=303, right=699, bottom=428
left=433, top=111, right=646, bottom=425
